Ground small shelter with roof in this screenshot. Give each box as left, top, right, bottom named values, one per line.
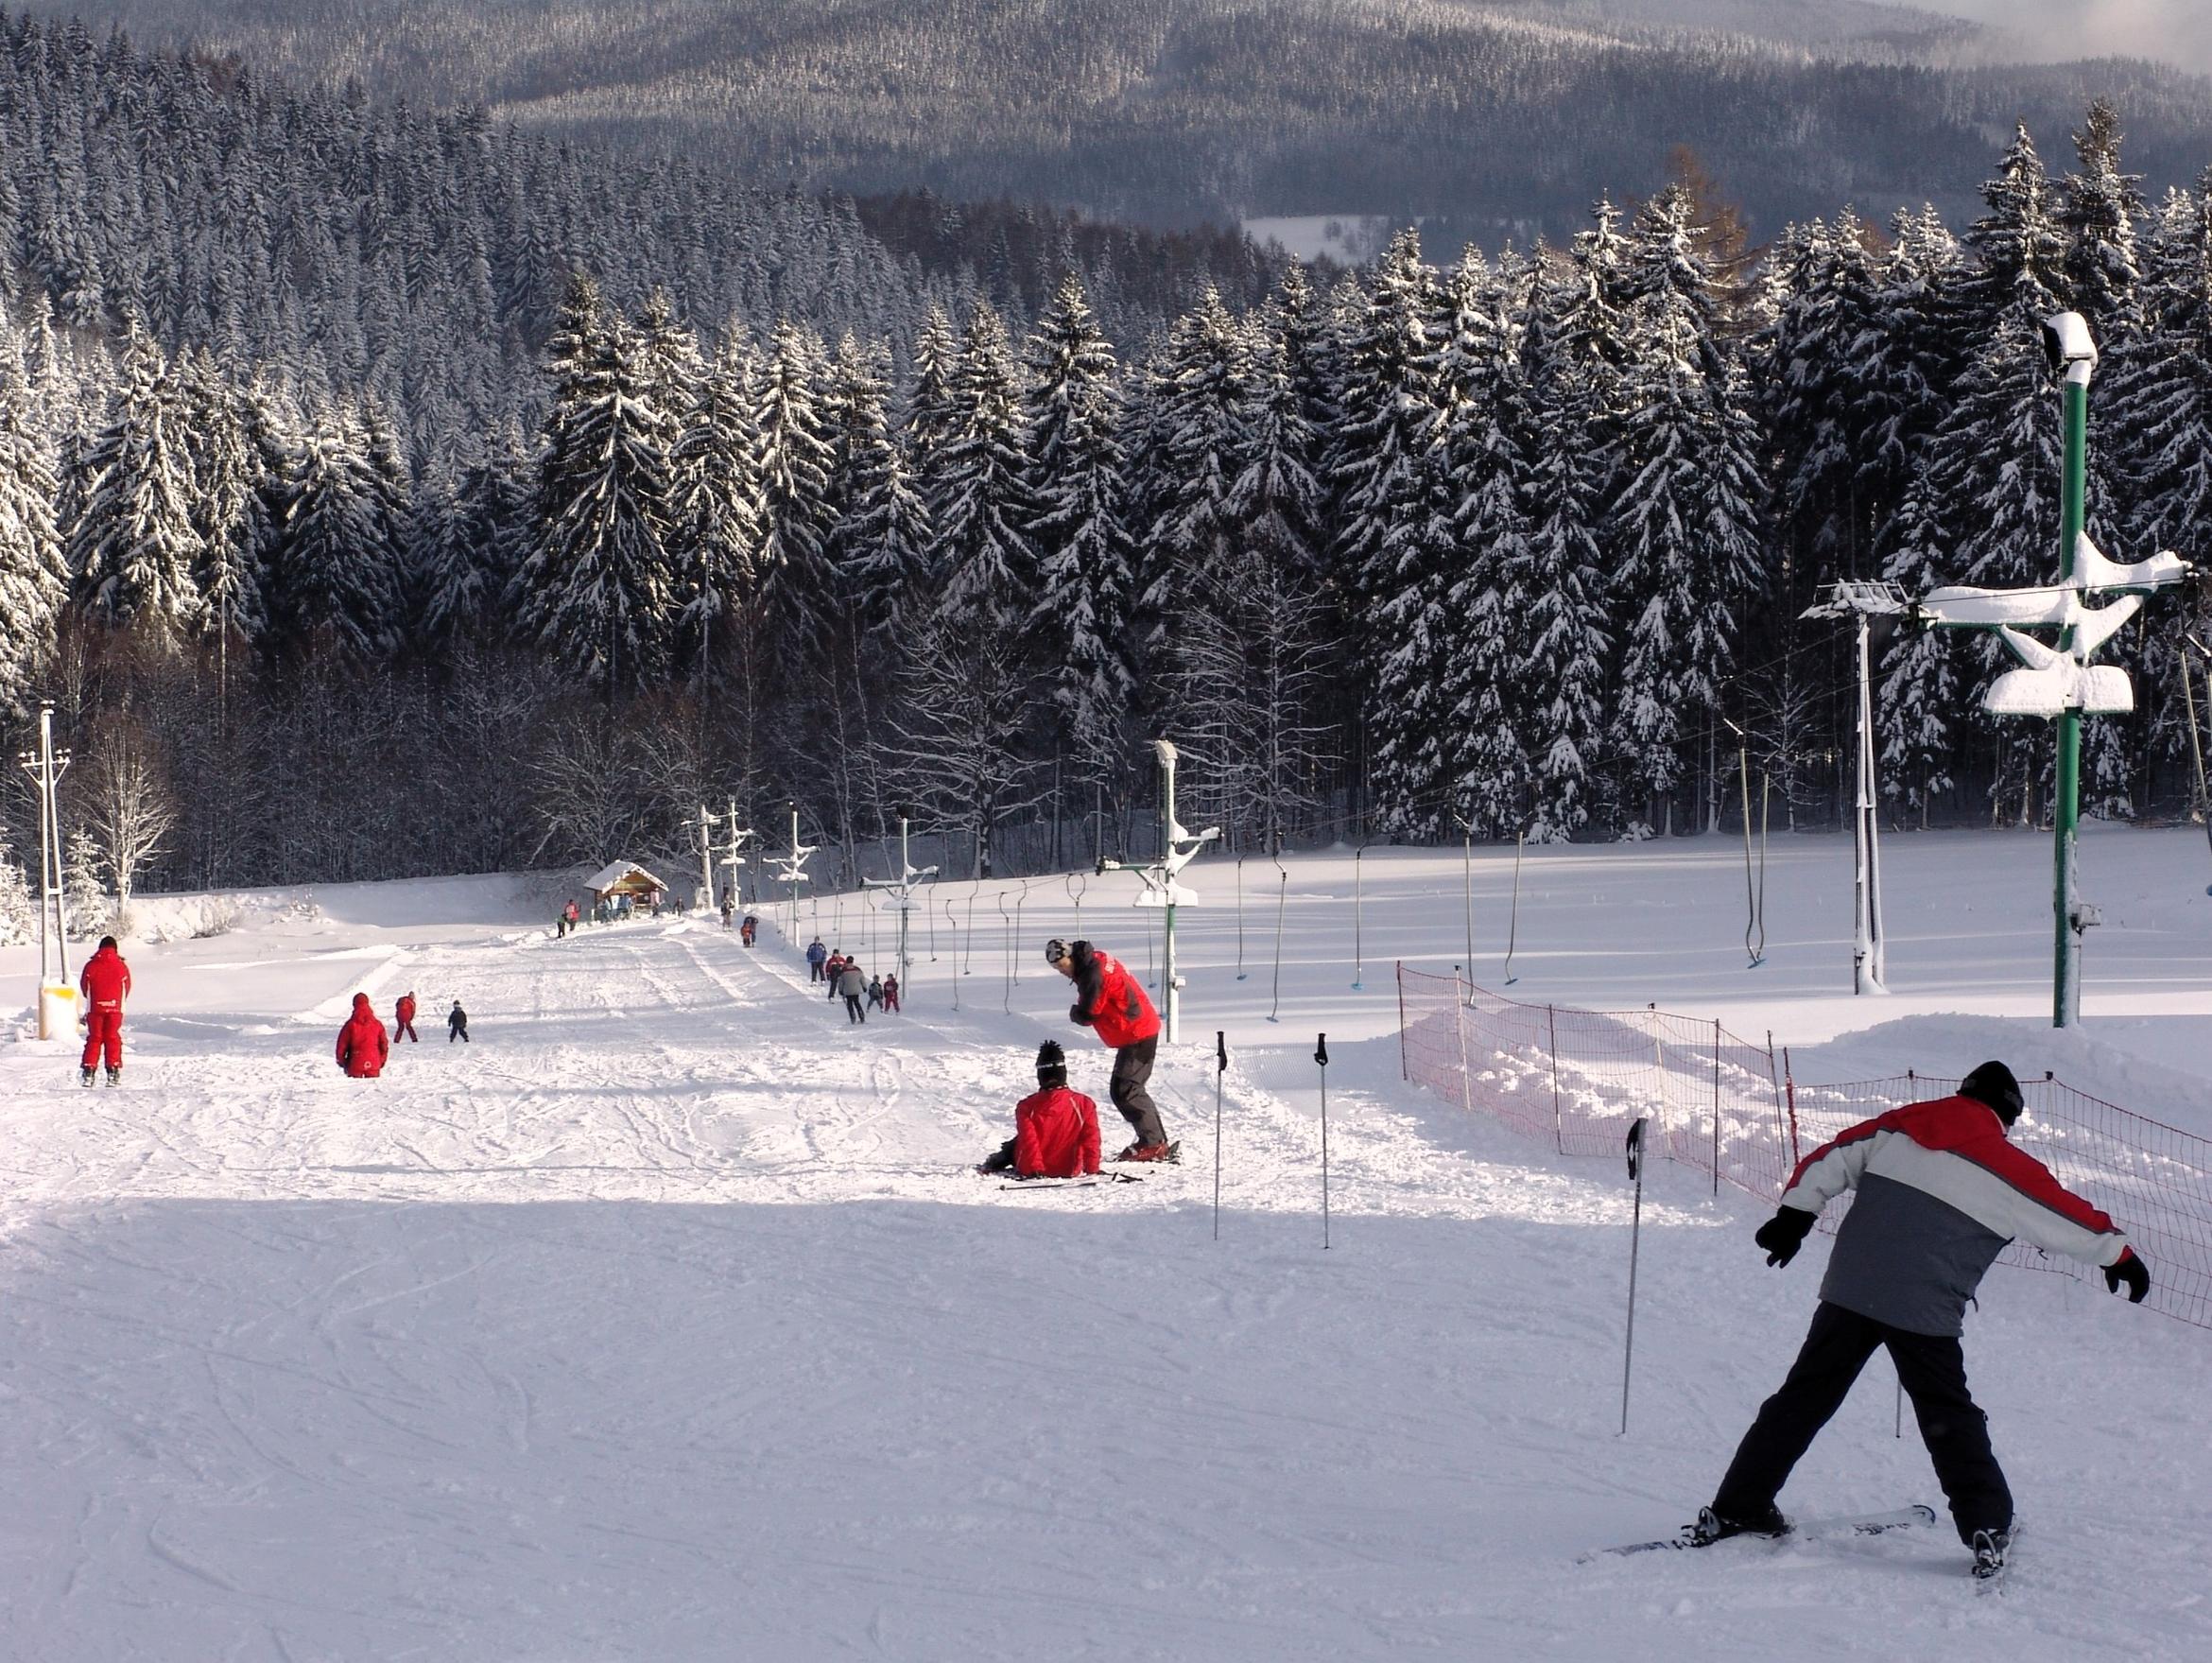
left=585, top=860, right=668, bottom=912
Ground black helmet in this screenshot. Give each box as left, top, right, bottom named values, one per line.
left=1960, top=1061, right=2025, bottom=1127
left=1044, top=938, right=1071, bottom=967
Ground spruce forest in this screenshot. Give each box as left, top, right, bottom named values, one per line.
left=3, top=14, right=2212, bottom=903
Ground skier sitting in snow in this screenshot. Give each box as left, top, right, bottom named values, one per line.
left=838, top=960, right=868, bottom=1023
left=336, top=993, right=390, bottom=1079
left=1696, top=1061, right=2149, bottom=1579
left=448, top=1000, right=470, bottom=1043
left=978, top=1041, right=1101, bottom=1179
left=806, top=937, right=828, bottom=981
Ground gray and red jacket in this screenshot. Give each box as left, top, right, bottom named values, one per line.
left=1781, top=1093, right=2131, bottom=1336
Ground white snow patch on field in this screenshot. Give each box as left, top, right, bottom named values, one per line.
left=0, top=832, right=2205, bottom=1658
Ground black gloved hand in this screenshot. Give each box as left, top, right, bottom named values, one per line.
left=2103, top=1248, right=2150, bottom=1304
left=1754, top=1207, right=1816, bottom=1268
left=1070, top=1002, right=1092, bottom=1025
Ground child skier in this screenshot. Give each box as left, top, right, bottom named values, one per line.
left=977, top=1041, right=1101, bottom=1178
left=880, top=972, right=900, bottom=1013
left=1694, top=1061, right=2149, bottom=1580
left=448, top=1000, right=470, bottom=1043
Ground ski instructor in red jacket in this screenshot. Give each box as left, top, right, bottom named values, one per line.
left=78, top=934, right=131, bottom=1087
left=336, top=993, right=390, bottom=1079
left=1697, top=1061, right=2148, bottom=1579
left=1046, top=938, right=1171, bottom=1162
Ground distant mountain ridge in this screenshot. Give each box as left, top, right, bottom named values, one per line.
left=25, top=1, right=2212, bottom=242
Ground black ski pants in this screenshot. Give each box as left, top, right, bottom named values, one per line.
left=844, top=993, right=865, bottom=1024
left=1109, top=1034, right=1166, bottom=1147
left=1713, top=1301, right=2012, bottom=1544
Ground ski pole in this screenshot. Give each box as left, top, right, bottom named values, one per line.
left=1620, top=1117, right=1648, bottom=1436
left=1213, top=1030, right=1228, bottom=1241
left=1317, top=1032, right=1331, bottom=1250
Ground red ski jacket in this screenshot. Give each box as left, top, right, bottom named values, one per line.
left=1014, top=1084, right=1102, bottom=1178
left=1070, top=944, right=1159, bottom=1049
left=78, top=944, right=131, bottom=1013
left=1782, top=1093, right=2131, bottom=1335
left=395, top=994, right=417, bottom=1027
left=337, top=994, right=389, bottom=1078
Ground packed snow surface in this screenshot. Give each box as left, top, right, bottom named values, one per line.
left=1, top=831, right=2207, bottom=1660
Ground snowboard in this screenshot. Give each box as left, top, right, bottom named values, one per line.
left=1581, top=1504, right=1938, bottom=1562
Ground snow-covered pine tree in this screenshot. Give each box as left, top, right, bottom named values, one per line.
left=66, top=319, right=205, bottom=642
left=1329, top=229, right=1446, bottom=836
left=517, top=273, right=679, bottom=691
left=1877, top=459, right=1960, bottom=825
left=268, top=398, right=403, bottom=661
left=63, top=824, right=106, bottom=940
left=0, top=845, right=34, bottom=946
left=753, top=318, right=837, bottom=660
left=1024, top=273, right=1134, bottom=789
left=927, top=302, right=1036, bottom=635
left=0, top=347, right=67, bottom=711
left=904, top=303, right=961, bottom=502
left=177, top=347, right=264, bottom=652
left=1931, top=126, right=2070, bottom=824
left=667, top=324, right=764, bottom=685
left=1514, top=270, right=1612, bottom=841
left=1435, top=248, right=1532, bottom=837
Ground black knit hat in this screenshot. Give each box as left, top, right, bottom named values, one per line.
left=1961, top=1060, right=2024, bottom=1126
left=1036, top=1039, right=1067, bottom=1084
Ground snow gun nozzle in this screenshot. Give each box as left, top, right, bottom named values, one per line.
left=1314, top=1033, right=1328, bottom=1068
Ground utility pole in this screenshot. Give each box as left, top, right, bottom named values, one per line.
left=17, top=702, right=72, bottom=1037
left=697, top=805, right=718, bottom=911
left=1801, top=580, right=1910, bottom=994
left=862, top=812, right=938, bottom=991
left=721, top=799, right=753, bottom=909
left=1098, top=739, right=1218, bottom=1044
left=1918, top=313, right=2194, bottom=1027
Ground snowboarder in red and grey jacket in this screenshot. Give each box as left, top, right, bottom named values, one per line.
left=1046, top=938, right=1169, bottom=1161
left=1700, top=1061, right=2148, bottom=1573
left=978, top=1041, right=1102, bottom=1178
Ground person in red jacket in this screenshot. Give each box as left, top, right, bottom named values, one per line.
left=977, top=1041, right=1101, bottom=1178
left=1046, top=937, right=1171, bottom=1161
left=394, top=991, right=419, bottom=1043
left=336, top=993, right=390, bottom=1079
left=1696, top=1061, right=2149, bottom=1580
left=78, top=934, right=131, bottom=1087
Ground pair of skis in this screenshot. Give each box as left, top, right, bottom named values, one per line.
left=997, top=1171, right=1146, bottom=1190
left=1583, top=1504, right=2012, bottom=1589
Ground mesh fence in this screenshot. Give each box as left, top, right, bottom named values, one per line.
left=1398, top=964, right=2212, bottom=1332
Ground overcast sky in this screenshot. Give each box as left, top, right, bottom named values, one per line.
left=1914, top=1, right=2212, bottom=75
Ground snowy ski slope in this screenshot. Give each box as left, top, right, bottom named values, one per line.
left=0, top=830, right=2207, bottom=1660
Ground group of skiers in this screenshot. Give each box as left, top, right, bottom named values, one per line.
left=336, top=990, right=470, bottom=1078
left=555, top=892, right=681, bottom=937
left=804, top=937, right=899, bottom=1024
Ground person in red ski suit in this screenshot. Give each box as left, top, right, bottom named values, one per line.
left=394, top=991, right=419, bottom=1043
left=1700, top=1061, right=2150, bottom=1576
left=336, top=993, right=390, bottom=1078
left=78, top=934, right=131, bottom=1086
left=881, top=973, right=900, bottom=1013
left=1047, top=937, right=1169, bottom=1160
left=978, top=1041, right=1102, bottom=1178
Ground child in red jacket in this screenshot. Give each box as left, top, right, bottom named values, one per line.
left=977, top=1041, right=1101, bottom=1178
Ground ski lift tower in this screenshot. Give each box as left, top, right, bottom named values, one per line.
left=1801, top=578, right=1911, bottom=994
left=1098, top=740, right=1218, bottom=1044
left=862, top=812, right=939, bottom=990
left=1918, top=311, right=2195, bottom=1028
left=769, top=801, right=815, bottom=945
left=16, top=702, right=71, bottom=1037
left=720, top=800, right=755, bottom=909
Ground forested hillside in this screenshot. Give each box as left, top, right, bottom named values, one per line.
left=29, top=0, right=2212, bottom=243
left=4, top=17, right=2212, bottom=922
